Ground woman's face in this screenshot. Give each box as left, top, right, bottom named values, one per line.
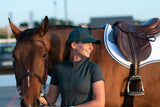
left=74, top=41, right=93, bottom=58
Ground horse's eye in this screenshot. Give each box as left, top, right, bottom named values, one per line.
left=12, top=54, right=18, bottom=61
left=12, top=55, right=16, bottom=60
left=42, top=54, right=47, bottom=58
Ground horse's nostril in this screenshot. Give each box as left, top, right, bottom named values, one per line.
left=33, top=98, right=40, bottom=107
left=37, top=98, right=40, bottom=105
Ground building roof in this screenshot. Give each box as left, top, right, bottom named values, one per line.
left=89, top=16, right=134, bottom=28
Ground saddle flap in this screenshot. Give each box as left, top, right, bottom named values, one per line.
left=117, top=28, right=151, bottom=62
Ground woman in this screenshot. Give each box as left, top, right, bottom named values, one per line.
left=40, top=27, right=105, bottom=107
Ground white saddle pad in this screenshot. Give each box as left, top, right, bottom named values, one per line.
left=104, top=24, right=160, bottom=68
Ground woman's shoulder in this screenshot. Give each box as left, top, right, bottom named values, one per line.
left=53, top=60, right=69, bottom=72
left=88, top=61, right=104, bottom=83
left=87, top=61, right=101, bottom=72
left=88, top=61, right=99, bottom=67
left=55, top=60, right=70, bottom=67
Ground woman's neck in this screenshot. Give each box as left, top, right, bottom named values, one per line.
left=70, top=54, right=82, bottom=62
left=70, top=50, right=82, bottom=62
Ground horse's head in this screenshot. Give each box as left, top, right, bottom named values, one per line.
left=9, top=16, right=49, bottom=107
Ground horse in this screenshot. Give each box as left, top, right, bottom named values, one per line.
left=9, top=16, right=160, bottom=107
left=9, top=17, right=76, bottom=107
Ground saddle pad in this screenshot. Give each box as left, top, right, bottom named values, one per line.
left=104, top=24, right=160, bottom=68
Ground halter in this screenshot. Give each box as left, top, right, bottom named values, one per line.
left=13, top=39, right=48, bottom=100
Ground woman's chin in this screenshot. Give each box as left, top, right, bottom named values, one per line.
left=85, top=55, right=91, bottom=58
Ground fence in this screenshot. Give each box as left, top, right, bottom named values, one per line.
left=0, top=39, right=16, bottom=44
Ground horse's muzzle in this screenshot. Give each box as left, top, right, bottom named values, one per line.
left=20, top=98, right=40, bottom=107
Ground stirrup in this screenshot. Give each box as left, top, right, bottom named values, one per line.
left=127, top=75, right=145, bottom=96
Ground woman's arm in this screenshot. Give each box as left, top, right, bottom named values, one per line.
left=75, top=80, right=105, bottom=107
left=39, top=84, right=60, bottom=105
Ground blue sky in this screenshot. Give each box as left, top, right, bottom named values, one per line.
left=0, top=0, right=160, bottom=28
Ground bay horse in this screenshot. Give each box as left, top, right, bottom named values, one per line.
left=9, top=16, right=160, bottom=107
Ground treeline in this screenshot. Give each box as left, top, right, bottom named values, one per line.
left=20, top=17, right=74, bottom=27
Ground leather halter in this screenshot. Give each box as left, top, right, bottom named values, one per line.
left=13, top=39, right=48, bottom=98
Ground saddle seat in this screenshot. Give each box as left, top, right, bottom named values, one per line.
left=117, top=18, right=160, bottom=35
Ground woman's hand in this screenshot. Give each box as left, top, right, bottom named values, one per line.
left=39, top=84, right=60, bottom=106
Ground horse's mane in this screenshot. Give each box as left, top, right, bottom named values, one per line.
left=19, top=25, right=104, bottom=41
left=18, top=25, right=78, bottom=40
left=19, top=28, right=39, bottom=41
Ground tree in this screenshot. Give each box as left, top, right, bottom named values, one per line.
left=19, top=17, right=75, bottom=27
left=20, top=22, right=28, bottom=27
left=49, top=18, right=58, bottom=25
left=34, top=21, right=41, bottom=27
left=48, top=18, right=74, bottom=25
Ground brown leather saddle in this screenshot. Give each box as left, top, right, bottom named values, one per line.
left=114, top=18, right=160, bottom=62
left=113, top=18, right=160, bottom=96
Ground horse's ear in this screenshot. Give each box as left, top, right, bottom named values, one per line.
left=40, top=16, right=49, bottom=36
left=8, top=18, right=21, bottom=40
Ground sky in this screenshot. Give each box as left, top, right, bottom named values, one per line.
left=1, top=0, right=160, bottom=28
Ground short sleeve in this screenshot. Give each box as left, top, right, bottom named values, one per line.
left=90, top=62, right=104, bottom=83
left=50, top=65, right=59, bottom=85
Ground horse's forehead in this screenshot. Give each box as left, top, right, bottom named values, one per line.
left=23, top=28, right=38, bottom=35
left=14, top=42, right=44, bottom=58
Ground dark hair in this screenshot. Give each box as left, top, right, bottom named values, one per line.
left=63, top=41, right=82, bottom=61
left=63, top=42, right=71, bottom=61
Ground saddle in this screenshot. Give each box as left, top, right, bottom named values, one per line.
left=114, top=18, right=160, bottom=62
left=113, top=18, right=160, bottom=96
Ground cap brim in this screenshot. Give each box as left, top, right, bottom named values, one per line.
left=80, top=38, right=101, bottom=44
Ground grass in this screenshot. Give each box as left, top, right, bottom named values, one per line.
left=0, top=35, right=7, bottom=38
left=0, top=35, right=14, bottom=39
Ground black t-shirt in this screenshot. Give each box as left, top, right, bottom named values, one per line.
left=50, top=57, right=104, bottom=107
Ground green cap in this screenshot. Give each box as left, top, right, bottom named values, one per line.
left=67, top=27, right=101, bottom=44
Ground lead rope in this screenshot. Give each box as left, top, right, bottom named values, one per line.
left=40, top=56, right=56, bottom=107
left=41, top=57, right=47, bottom=97
left=42, top=95, right=55, bottom=107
